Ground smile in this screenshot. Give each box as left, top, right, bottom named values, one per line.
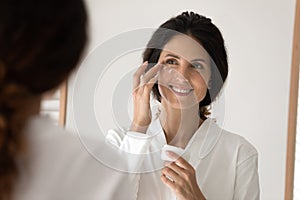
left=169, top=85, right=193, bottom=96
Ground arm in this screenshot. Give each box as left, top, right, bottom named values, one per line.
left=105, top=61, right=162, bottom=161
left=233, top=154, right=260, bottom=200
left=104, top=61, right=162, bottom=199
left=104, top=129, right=152, bottom=200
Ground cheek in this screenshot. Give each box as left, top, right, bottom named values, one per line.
left=192, top=75, right=208, bottom=99
left=157, top=70, right=169, bottom=96
left=158, top=84, right=175, bottom=103
left=199, top=70, right=211, bottom=86
left=158, top=68, right=172, bottom=86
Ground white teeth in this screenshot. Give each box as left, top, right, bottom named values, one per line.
left=171, top=86, right=191, bottom=94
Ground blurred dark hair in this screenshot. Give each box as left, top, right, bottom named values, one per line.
left=143, top=11, right=228, bottom=119
left=0, top=0, right=87, bottom=198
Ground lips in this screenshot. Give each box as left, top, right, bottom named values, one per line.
left=169, top=85, right=193, bottom=96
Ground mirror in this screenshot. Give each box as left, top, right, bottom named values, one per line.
left=63, top=0, right=298, bottom=198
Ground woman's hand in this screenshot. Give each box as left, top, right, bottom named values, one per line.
left=130, top=61, right=162, bottom=133
left=161, top=151, right=206, bottom=200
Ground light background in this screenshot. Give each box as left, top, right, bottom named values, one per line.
left=66, top=0, right=296, bottom=199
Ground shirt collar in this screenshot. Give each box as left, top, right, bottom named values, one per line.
left=194, top=118, right=222, bottom=159
left=148, top=116, right=222, bottom=160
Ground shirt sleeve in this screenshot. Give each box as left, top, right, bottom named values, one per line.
left=233, top=154, right=260, bottom=200
left=105, top=128, right=153, bottom=200
left=106, top=129, right=152, bottom=154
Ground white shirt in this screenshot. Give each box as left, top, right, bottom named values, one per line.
left=13, top=116, right=142, bottom=200
left=106, top=117, right=260, bottom=200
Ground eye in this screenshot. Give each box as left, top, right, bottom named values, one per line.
left=192, top=62, right=204, bottom=70
left=165, top=59, right=178, bottom=65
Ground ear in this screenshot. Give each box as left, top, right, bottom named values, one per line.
left=207, top=79, right=212, bottom=89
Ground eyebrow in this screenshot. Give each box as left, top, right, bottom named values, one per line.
left=165, top=53, right=207, bottom=64
left=191, top=58, right=207, bottom=64
left=165, top=53, right=180, bottom=59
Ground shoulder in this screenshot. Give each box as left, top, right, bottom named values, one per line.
left=25, top=115, right=103, bottom=166
left=26, top=115, right=85, bottom=154
left=18, top=115, right=113, bottom=199
left=217, top=126, right=258, bottom=165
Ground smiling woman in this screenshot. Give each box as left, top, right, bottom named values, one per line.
left=106, top=11, right=260, bottom=200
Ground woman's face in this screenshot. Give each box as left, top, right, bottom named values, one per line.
left=157, top=34, right=211, bottom=109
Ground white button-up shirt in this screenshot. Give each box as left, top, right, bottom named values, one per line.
left=106, top=117, right=260, bottom=200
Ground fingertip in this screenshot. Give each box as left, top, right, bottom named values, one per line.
left=160, top=175, right=167, bottom=183
left=166, top=150, right=178, bottom=158
left=148, top=75, right=159, bottom=86
left=164, top=161, right=171, bottom=166
left=142, top=61, right=148, bottom=67
left=158, top=63, right=164, bottom=69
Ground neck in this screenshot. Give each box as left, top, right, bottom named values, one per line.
left=159, top=100, right=203, bottom=149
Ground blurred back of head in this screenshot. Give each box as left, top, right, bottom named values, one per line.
left=0, top=0, right=87, bottom=198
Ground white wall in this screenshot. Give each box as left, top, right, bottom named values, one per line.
left=66, top=0, right=296, bottom=199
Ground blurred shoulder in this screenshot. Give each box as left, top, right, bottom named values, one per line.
left=17, top=115, right=113, bottom=199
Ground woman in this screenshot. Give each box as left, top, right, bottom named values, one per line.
left=0, top=0, right=138, bottom=199
left=107, top=11, right=260, bottom=199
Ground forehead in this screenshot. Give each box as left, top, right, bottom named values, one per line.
left=161, top=34, right=210, bottom=62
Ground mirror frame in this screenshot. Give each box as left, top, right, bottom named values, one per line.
left=285, top=0, right=300, bottom=199
left=59, top=81, right=67, bottom=126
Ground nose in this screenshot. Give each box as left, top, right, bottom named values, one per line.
left=172, top=61, right=191, bottom=82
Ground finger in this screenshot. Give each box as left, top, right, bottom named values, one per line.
left=161, top=174, right=177, bottom=191
left=143, top=73, right=159, bottom=93
left=164, top=161, right=172, bottom=166
left=133, top=61, right=148, bottom=89
left=161, top=166, right=180, bottom=183
left=142, top=63, right=163, bottom=83
left=164, top=161, right=185, bottom=175
left=165, top=161, right=197, bottom=189
left=166, top=151, right=192, bottom=170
